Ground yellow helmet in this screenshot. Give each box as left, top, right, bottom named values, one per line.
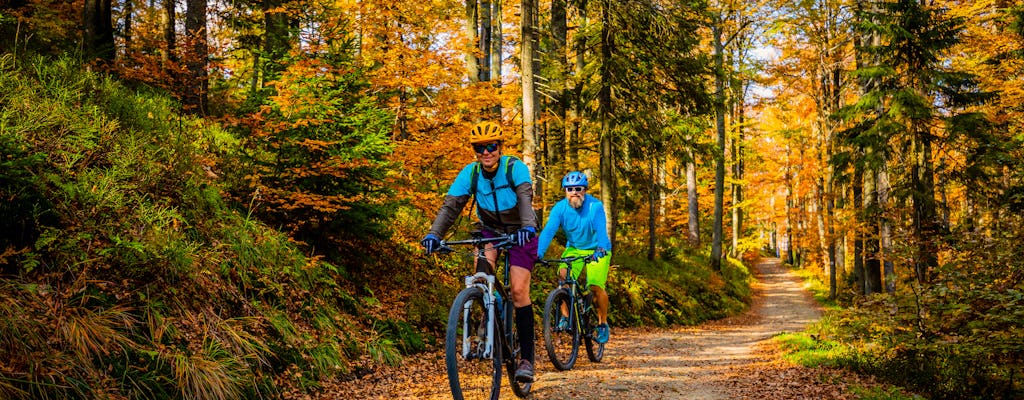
left=469, top=121, right=503, bottom=144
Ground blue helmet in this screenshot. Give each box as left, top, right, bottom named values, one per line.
left=561, top=171, right=589, bottom=188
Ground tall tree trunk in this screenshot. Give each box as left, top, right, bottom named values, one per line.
left=863, top=165, right=881, bottom=294
left=164, top=0, right=177, bottom=62
left=184, top=0, right=208, bottom=115
left=521, top=0, right=538, bottom=172
left=687, top=155, right=700, bottom=247
left=263, top=0, right=291, bottom=83
left=878, top=165, right=895, bottom=294
left=648, top=158, right=657, bottom=260
left=912, top=118, right=939, bottom=283
left=124, top=0, right=133, bottom=51
left=480, top=0, right=492, bottom=82
left=852, top=167, right=865, bottom=294
left=549, top=0, right=568, bottom=170
left=568, top=0, right=587, bottom=168
left=465, top=0, right=480, bottom=83
left=491, top=0, right=503, bottom=116
left=599, top=0, right=615, bottom=246
left=730, top=94, right=745, bottom=258
left=84, top=0, right=115, bottom=60
left=710, top=23, right=726, bottom=271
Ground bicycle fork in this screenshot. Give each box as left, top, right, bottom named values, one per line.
left=462, top=272, right=497, bottom=360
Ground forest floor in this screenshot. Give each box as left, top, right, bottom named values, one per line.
left=330, top=258, right=910, bottom=399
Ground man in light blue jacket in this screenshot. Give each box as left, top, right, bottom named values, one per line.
left=536, top=171, right=613, bottom=343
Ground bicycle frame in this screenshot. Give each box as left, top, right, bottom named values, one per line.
left=440, top=235, right=515, bottom=361
left=553, top=256, right=591, bottom=333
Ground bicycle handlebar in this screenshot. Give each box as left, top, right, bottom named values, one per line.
left=436, top=234, right=517, bottom=254
left=537, top=255, right=592, bottom=266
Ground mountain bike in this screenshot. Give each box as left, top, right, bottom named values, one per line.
left=437, top=232, right=532, bottom=400
left=539, top=255, right=605, bottom=371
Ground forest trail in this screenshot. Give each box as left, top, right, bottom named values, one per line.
left=339, top=258, right=825, bottom=399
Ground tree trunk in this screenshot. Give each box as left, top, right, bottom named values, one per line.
left=599, top=0, right=615, bottom=246
left=648, top=158, right=657, bottom=261
left=491, top=0, right=503, bottom=117
left=878, top=166, right=895, bottom=294
left=568, top=0, right=587, bottom=168
left=164, top=0, right=177, bottom=62
left=549, top=0, right=568, bottom=171
left=184, top=0, right=208, bottom=115
left=710, top=23, right=726, bottom=271
left=480, top=0, right=492, bottom=82
left=852, top=167, right=865, bottom=294
left=263, top=0, right=291, bottom=82
left=687, top=155, right=700, bottom=247
left=124, top=0, right=133, bottom=51
left=521, top=0, right=538, bottom=172
left=464, top=0, right=479, bottom=83
left=84, top=0, right=115, bottom=60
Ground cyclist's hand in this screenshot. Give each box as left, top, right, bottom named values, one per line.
left=515, top=226, right=536, bottom=247
left=421, top=234, right=441, bottom=255
left=590, top=248, right=607, bottom=262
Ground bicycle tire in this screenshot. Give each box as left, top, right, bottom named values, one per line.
left=583, top=293, right=605, bottom=362
left=542, top=288, right=579, bottom=371
left=446, top=287, right=502, bottom=400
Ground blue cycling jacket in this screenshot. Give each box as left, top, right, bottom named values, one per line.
left=428, top=155, right=537, bottom=236
left=536, top=194, right=612, bottom=258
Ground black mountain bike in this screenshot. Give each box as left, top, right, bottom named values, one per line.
left=539, top=255, right=605, bottom=371
left=437, top=233, right=532, bottom=400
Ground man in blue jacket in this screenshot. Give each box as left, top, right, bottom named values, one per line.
left=536, top=171, right=613, bottom=344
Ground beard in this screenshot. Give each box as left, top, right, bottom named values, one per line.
left=569, top=196, right=584, bottom=209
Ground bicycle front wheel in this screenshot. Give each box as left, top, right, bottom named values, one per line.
left=446, top=287, right=502, bottom=400
left=542, top=288, right=579, bottom=371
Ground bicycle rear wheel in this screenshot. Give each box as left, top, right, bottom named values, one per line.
left=542, top=288, right=579, bottom=370
left=583, top=293, right=605, bottom=362
left=446, top=287, right=502, bottom=400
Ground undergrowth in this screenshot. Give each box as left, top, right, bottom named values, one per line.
left=0, top=54, right=405, bottom=399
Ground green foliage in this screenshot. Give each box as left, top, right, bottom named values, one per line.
left=535, top=248, right=751, bottom=327
left=781, top=223, right=1024, bottom=399
left=226, top=48, right=396, bottom=259
left=0, top=54, right=417, bottom=398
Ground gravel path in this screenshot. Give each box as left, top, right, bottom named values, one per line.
left=341, top=257, right=825, bottom=399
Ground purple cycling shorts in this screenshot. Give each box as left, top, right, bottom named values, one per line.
left=481, top=229, right=538, bottom=272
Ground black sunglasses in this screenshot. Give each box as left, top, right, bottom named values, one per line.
left=473, top=142, right=500, bottom=154
left=565, top=187, right=585, bottom=192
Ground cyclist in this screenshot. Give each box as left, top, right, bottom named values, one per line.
left=421, top=121, right=541, bottom=383
left=536, top=171, right=613, bottom=344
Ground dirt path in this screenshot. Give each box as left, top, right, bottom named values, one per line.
left=340, top=257, right=825, bottom=399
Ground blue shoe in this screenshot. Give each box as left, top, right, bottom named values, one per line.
left=595, top=323, right=610, bottom=344
left=556, top=316, right=570, bottom=331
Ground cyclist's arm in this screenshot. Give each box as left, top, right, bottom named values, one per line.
left=511, top=162, right=538, bottom=230
left=591, top=201, right=612, bottom=251
left=536, top=201, right=565, bottom=258
left=428, top=164, right=475, bottom=237
left=428, top=194, right=471, bottom=237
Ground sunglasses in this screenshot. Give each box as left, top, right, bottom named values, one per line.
left=565, top=187, right=585, bottom=193
left=473, top=142, right=500, bottom=154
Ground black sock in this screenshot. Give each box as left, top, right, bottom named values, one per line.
left=515, top=305, right=535, bottom=364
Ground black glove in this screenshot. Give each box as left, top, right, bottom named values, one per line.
left=515, top=226, right=536, bottom=247
left=590, top=248, right=607, bottom=262
left=421, top=234, right=441, bottom=255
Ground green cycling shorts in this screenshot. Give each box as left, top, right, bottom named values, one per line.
left=561, top=247, right=611, bottom=290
